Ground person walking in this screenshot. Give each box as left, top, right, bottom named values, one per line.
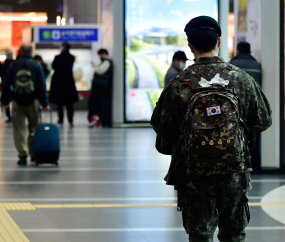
left=164, top=51, right=188, bottom=87
left=1, top=50, right=14, bottom=123
left=49, top=42, right=78, bottom=127
left=151, top=16, right=272, bottom=242
left=1, top=44, right=49, bottom=165
left=88, top=49, right=113, bottom=128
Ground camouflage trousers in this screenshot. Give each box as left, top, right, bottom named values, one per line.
left=181, top=173, right=250, bottom=242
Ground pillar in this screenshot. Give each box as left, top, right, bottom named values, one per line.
left=261, top=0, right=280, bottom=168
left=63, top=0, right=98, bottom=24
left=219, top=0, right=230, bottom=62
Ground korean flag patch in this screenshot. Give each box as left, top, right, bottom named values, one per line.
left=206, top=105, right=222, bottom=116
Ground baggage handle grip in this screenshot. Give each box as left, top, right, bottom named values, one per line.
left=39, top=106, right=53, bottom=124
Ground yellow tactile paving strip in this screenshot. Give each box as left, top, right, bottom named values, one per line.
left=33, top=203, right=177, bottom=208
left=0, top=203, right=35, bottom=211
left=249, top=202, right=285, bottom=206
left=0, top=202, right=284, bottom=211
left=0, top=202, right=284, bottom=242
left=0, top=209, right=30, bottom=242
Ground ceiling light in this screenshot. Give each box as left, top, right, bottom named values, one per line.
left=56, top=16, right=61, bottom=26
left=0, top=16, right=48, bottom=21
left=61, top=17, right=66, bottom=26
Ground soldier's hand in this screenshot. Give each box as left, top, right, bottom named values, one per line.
left=42, top=106, right=50, bottom=111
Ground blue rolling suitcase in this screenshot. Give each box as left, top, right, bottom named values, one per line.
left=35, top=110, right=60, bottom=166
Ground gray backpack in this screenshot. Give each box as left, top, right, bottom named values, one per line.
left=14, top=61, right=36, bottom=106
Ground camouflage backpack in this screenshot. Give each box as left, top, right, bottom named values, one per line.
left=182, top=66, right=249, bottom=175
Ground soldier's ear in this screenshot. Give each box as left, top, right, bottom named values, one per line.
left=188, top=43, right=195, bottom=54
left=217, top=37, right=221, bottom=48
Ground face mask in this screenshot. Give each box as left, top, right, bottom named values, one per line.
left=179, top=61, right=186, bottom=70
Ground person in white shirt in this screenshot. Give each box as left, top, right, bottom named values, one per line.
left=88, top=49, right=113, bottom=128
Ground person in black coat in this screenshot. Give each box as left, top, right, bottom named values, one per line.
left=49, top=42, right=78, bottom=127
left=1, top=50, right=14, bottom=123
left=230, top=42, right=262, bottom=173
left=88, top=49, right=113, bottom=128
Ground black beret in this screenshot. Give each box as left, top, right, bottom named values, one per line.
left=184, top=16, right=221, bottom=37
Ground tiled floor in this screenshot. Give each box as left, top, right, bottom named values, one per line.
left=0, top=111, right=284, bottom=241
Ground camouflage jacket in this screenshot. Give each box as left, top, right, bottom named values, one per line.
left=151, top=56, right=272, bottom=189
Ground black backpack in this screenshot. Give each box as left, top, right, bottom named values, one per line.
left=14, top=61, right=36, bottom=106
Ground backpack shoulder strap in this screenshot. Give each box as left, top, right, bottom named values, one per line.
left=218, top=65, right=234, bottom=80
left=186, top=73, right=202, bottom=88
left=183, top=65, right=237, bottom=90
left=14, top=60, right=24, bottom=69
left=27, top=60, right=37, bottom=70
left=218, top=65, right=250, bottom=131
left=14, top=59, right=37, bottom=70
left=176, top=68, right=202, bottom=89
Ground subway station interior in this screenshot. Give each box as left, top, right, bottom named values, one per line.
left=0, top=0, right=284, bottom=241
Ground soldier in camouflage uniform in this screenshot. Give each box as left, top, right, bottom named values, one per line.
left=151, top=16, right=272, bottom=242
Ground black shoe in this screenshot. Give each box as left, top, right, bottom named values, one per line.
left=17, top=156, right=27, bottom=166
left=69, top=123, right=74, bottom=128
left=31, top=157, right=36, bottom=162
left=5, top=118, right=12, bottom=123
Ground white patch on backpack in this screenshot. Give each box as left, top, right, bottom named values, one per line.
left=206, top=105, right=222, bottom=116
left=198, top=74, right=230, bottom=87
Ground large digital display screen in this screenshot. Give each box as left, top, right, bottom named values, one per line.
left=125, top=0, right=218, bottom=122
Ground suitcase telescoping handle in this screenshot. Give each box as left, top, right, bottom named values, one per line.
left=39, top=107, right=53, bottom=124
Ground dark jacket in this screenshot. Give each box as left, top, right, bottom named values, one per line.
left=49, top=51, right=78, bottom=105
left=0, top=59, right=14, bottom=80
left=165, top=63, right=181, bottom=87
left=88, top=58, right=113, bottom=126
left=151, top=56, right=271, bottom=189
left=1, top=55, right=49, bottom=107
left=230, top=54, right=261, bottom=86
left=93, top=58, right=113, bottom=90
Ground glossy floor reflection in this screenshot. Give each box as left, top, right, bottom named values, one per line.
left=0, top=111, right=284, bottom=242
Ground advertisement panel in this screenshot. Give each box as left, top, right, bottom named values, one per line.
left=125, top=0, right=218, bottom=122
left=12, top=21, right=30, bottom=46
left=234, top=0, right=261, bottom=62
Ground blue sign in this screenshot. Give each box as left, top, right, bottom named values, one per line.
left=39, top=28, right=98, bottom=42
